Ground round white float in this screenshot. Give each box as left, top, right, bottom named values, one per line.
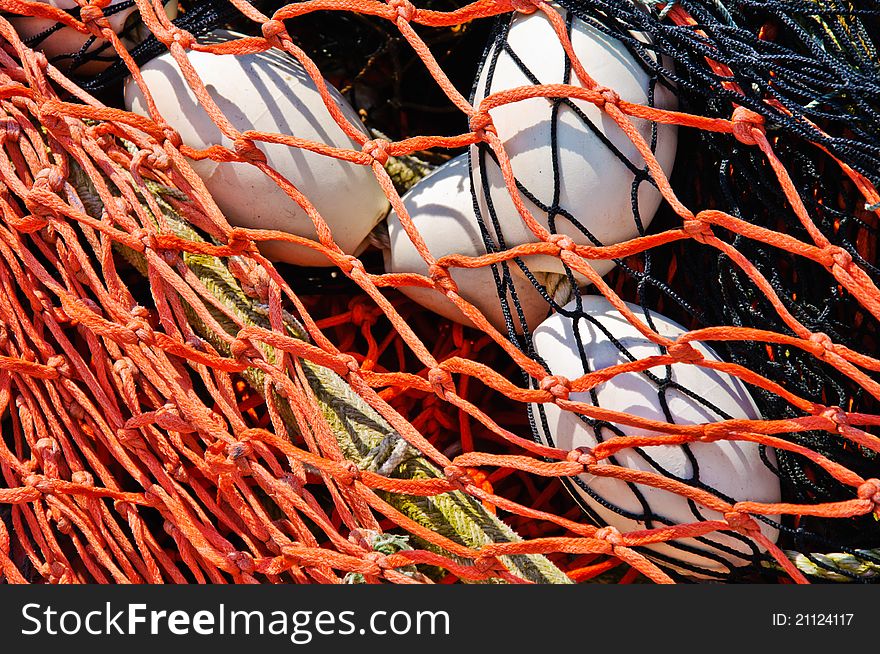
left=384, top=154, right=553, bottom=332
left=531, top=295, right=782, bottom=576
left=124, top=29, right=390, bottom=267
left=470, top=5, right=678, bottom=282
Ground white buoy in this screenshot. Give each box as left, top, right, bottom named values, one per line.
left=470, top=5, right=678, bottom=283
left=384, top=154, right=553, bottom=332
left=9, top=0, right=178, bottom=74
left=124, top=29, right=390, bottom=267
left=531, top=295, right=781, bottom=576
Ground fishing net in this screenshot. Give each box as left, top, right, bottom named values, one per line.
left=0, top=0, right=878, bottom=584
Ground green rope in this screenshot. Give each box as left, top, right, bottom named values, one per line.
left=762, top=549, right=880, bottom=582
left=68, top=156, right=572, bottom=584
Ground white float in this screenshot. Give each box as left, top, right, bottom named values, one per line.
left=470, top=5, right=678, bottom=282
left=124, top=29, right=390, bottom=267
left=9, top=0, right=178, bottom=74
left=531, top=295, right=782, bottom=576
left=384, top=154, right=553, bottom=331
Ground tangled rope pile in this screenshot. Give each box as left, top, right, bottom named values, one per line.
left=0, top=0, right=878, bottom=584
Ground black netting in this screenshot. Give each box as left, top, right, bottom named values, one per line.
left=464, top=0, right=880, bottom=581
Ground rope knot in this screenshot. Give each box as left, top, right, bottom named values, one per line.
left=540, top=374, right=571, bottom=401
left=348, top=298, right=378, bottom=327
left=821, top=406, right=848, bottom=432
left=234, top=138, right=267, bottom=165
left=548, top=233, right=576, bottom=253
left=48, top=562, right=68, bottom=582
left=363, top=550, right=390, bottom=570
left=428, top=366, right=455, bottom=399
left=228, top=551, right=256, bottom=574
left=261, top=19, right=288, bottom=44
left=809, top=331, right=835, bottom=358
left=594, top=86, right=621, bottom=109
left=162, top=124, right=183, bottom=149
left=0, top=118, right=20, bottom=143
left=387, top=0, right=417, bottom=22
left=11, top=214, right=49, bottom=234
left=824, top=245, right=853, bottom=272
left=66, top=400, right=85, bottom=421
left=154, top=404, right=194, bottom=433
left=169, top=28, right=195, bottom=50
left=443, top=464, right=470, bottom=489
left=125, top=316, right=155, bottom=345
left=139, top=145, right=171, bottom=170
left=227, top=439, right=253, bottom=461
left=510, top=0, right=539, bottom=14
left=79, top=4, right=110, bottom=38
left=362, top=139, right=390, bottom=166
left=23, top=474, right=43, bottom=489
left=36, top=103, right=65, bottom=133
left=33, top=166, right=66, bottom=193
left=71, top=470, right=94, bottom=486
left=723, top=511, right=759, bottom=535
left=428, top=264, right=459, bottom=295
left=699, top=422, right=728, bottom=443
left=225, top=227, right=252, bottom=255
left=469, top=111, right=496, bottom=139
left=35, top=438, right=60, bottom=461
left=731, top=106, right=765, bottom=146
left=116, top=428, right=143, bottom=447
left=113, top=357, right=134, bottom=378
left=337, top=353, right=361, bottom=377
left=594, top=526, right=624, bottom=547
left=340, top=254, right=367, bottom=276
left=339, top=461, right=362, bottom=486
left=566, top=447, right=596, bottom=468
left=46, top=354, right=71, bottom=378
left=230, top=336, right=261, bottom=363
left=473, top=556, right=500, bottom=574
left=667, top=340, right=704, bottom=364
left=683, top=215, right=714, bottom=244
left=132, top=227, right=158, bottom=252
left=857, top=479, right=880, bottom=516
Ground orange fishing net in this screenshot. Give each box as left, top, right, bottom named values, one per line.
left=0, top=0, right=878, bottom=585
